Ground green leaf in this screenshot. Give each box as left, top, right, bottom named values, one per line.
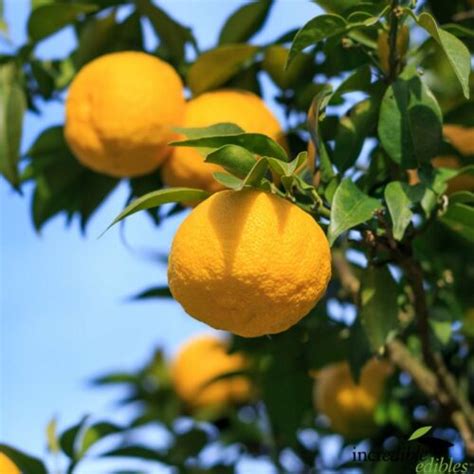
left=78, top=422, right=123, bottom=458
left=414, top=12, right=471, bottom=99
left=176, top=122, right=244, bottom=139
left=360, top=266, right=399, bottom=352
left=330, top=64, right=372, bottom=103
left=205, top=145, right=256, bottom=178
left=378, top=67, right=442, bottom=169
left=187, top=44, right=258, bottom=95
left=287, top=14, right=347, bottom=68
left=46, top=417, right=60, bottom=453
left=219, top=0, right=273, bottom=45
left=384, top=181, right=424, bottom=241
left=333, top=96, right=379, bottom=172
left=430, top=320, right=452, bottom=346
left=328, top=179, right=382, bottom=245
left=171, top=133, right=288, bottom=162
left=408, top=425, right=432, bottom=441
left=348, top=317, right=372, bottom=383
left=102, top=446, right=169, bottom=463
left=105, top=188, right=210, bottom=232
left=0, top=63, right=26, bottom=189
left=242, top=158, right=268, bottom=188
left=167, top=428, right=208, bottom=464
left=28, top=3, right=98, bottom=42
left=440, top=201, right=474, bottom=243
left=0, top=445, right=47, bottom=474
left=136, top=0, right=195, bottom=65
left=59, top=416, right=88, bottom=459
left=130, top=286, right=172, bottom=300
left=212, top=172, right=243, bottom=190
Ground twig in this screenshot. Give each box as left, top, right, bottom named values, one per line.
left=388, top=0, right=400, bottom=82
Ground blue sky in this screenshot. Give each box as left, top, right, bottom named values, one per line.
left=0, top=1, right=320, bottom=472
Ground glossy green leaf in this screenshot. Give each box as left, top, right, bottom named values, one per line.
left=28, top=3, right=98, bottom=42
left=0, top=63, right=26, bottom=189
left=187, top=44, right=258, bottom=95
left=171, top=133, right=288, bottom=162
left=205, top=145, right=256, bottom=178
left=287, top=14, right=347, bottom=68
left=360, top=266, right=399, bottom=351
left=212, top=171, right=243, bottom=190
left=328, top=179, right=382, bottom=245
left=219, top=0, right=273, bottom=45
left=378, top=67, right=442, bottom=168
left=415, top=12, right=471, bottom=99
left=408, top=425, right=432, bottom=441
left=385, top=181, right=424, bottom=241
left=176, top=122, right=244, bottom=139
left=242, top=158, right=268, bottom=187
left=0, top=445, right=47, bottom=474
left=105, top=188, right=210, bottom=232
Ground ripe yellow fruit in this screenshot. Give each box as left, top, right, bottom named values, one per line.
left=65, top=51, right=185, bottom=177
left=432, top=156, right=474, bottom=194
left=313, top=359, right=392, bottom=439
left=443, top=124, right=474, bottom=157
left=161, top=90, right=285, bottom=194
left=171, top=335, right=251, bottom=409
left=0, top=453, right=20, bottom=474
left=168, top=189, right=331, bottom=337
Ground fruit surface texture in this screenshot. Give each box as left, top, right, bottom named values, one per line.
left=314, top=359, right=392, bottom=438
left=171, top=335, right=251, bottom=409
left=162, top=90, right=284, bottom=193
left=65, top=51, right=185, bottom=177
left=168, top=189, right=331, bottom=337
left=0, top=453, right=20, bottom=474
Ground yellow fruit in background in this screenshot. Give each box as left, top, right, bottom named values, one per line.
left=0, top=453, right=20, bottom=474
left=313, top=359, right=392, bottom=439
left=161, top=90, right=285, bottom=194
left=171, top=335, right=251, bottom=409
left=168, top=189, right=331, bottom=337
left=443, top=124, right=474, bottom=157
left=65, top=51, right=185, bottom=177
left=432, top=156, right=474, bottom=194
left=262, top=45, right=313, bottom=89
left=377, top=25, right=409, bottom=75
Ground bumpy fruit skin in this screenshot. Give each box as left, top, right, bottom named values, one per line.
left=65, top=51, right=185, bottom=177
left=161, top=90, right=285, bottom=194
left=0, top=453, right=20, bottom=474
left=313, top=359, right=392, bottom=439
left=168, top=189, right=331, bottom=337
left=171, top=335, right=251, bottom=409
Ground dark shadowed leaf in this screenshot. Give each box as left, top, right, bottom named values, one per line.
left=378, top=67, right=442, bottom=168
left=59, top=416, right=89, bottom=459
left=219, top=0, right=273, bottom=45
left=328, top=179, right=382, bottom=245
left=187, top=45, right=258, bottom=95
left=360, top=266, right=399, bottom=351
left=130, top=286, right=172, bottom=300
left=440, top=200, right=474, bottom=243
left=28, top=3, right=98, bottom=42
left=330, top=64, right=372, bottom=103
left=78, top=422, right=123, bottom=457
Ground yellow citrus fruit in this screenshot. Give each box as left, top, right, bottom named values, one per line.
left=313, top=359, right=392, bottom=438
left=65, top=51, right=185, bottom=177
left=377, top=25, right=409, bottom=75
left=443, top=124, right=474, bottom=157
left=171, top=335, right=251, bottom=409
left=161, top=90, right=285, bottom=194
left=262, top=45, right=313, bottom=90
left=168, top=189, right=331, bottom=337
left=0, top=453, right=20, bottom=474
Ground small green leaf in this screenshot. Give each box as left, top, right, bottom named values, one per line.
left=212, top=172, right=243, bottom=190
left=171, top=133, right=288, bottom=162
left=360, top=266, right=399, bottom=351
left=59, top=416, right=88, bottom=459
left=328, top=179, right=382, bottom=245
left=408, top=425, right=432, bottom=441
left=46, top=417, right=60, bottom=453
left=28, top=3, right=98, bottom=42
left=187, top=45, right=258, bottom=95
left=105, top=188, right=210, bottom=232
left=414, top=12, right=471, bottom=99
left=176, top=122, right=244, bottom=139
left=378, top=67, right=442, bottom=168
left=130, top=286, right=172, bottom=300
left=430, top=320, right=452, bottom=346
left=219, top=0, right=273, bottom=45
left=384, top=181, right=424, bottom=241
left=242, top=158, right=268, bottom=188
left=205, top=145, right=256, bottom=178
left=0, top=445, right=47, bottom=474
left=78, top=422, right=123, bottom=458
left=0, top=64, right=25, bottom=189
left=287, top=14, right=347, bottom=67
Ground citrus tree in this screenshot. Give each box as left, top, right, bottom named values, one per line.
left=1, top=0, right=474, bottom=472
